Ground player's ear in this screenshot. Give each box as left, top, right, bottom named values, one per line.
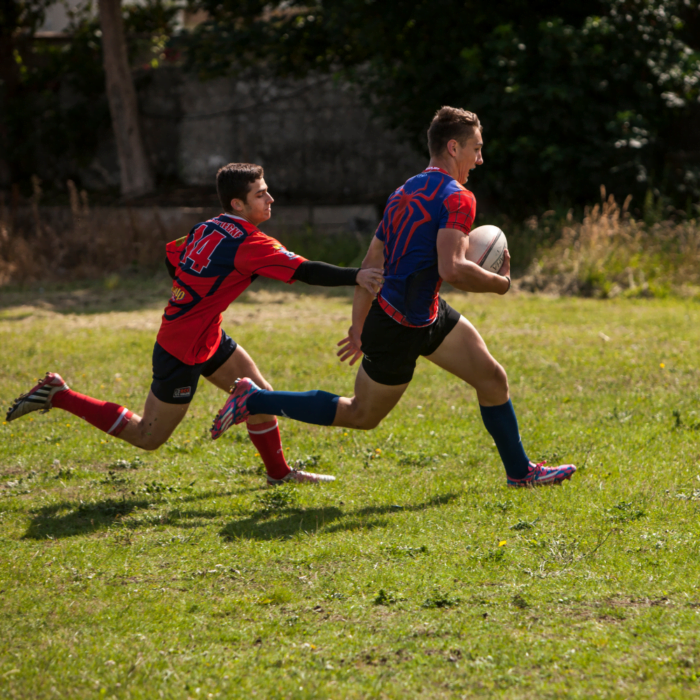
left=231, top=198, right=243, bottom=212
left=446, top=139, right=459, bottom=158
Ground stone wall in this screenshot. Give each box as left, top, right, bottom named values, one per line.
left=80, top=68, right=425, bottom=206
left=12, top=203, right=379, bottom=239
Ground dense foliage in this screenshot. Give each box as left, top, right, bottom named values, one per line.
left=3, top=1, right=699, bottom=216
left=0, top=0, right=178, bottom=190
left=179, top=0, right=700, bottom=217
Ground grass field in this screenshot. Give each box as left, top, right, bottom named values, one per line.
left=2, top=277, right=700, bottom=699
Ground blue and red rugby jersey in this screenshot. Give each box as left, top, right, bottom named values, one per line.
left=158, top=213, right=306, bottom=365
left=375, top=167, right=476, bottom=327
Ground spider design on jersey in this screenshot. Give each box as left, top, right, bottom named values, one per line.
left=383, top=176, right=445, bottom=269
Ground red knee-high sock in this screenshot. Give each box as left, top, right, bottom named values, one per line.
left=246, top=419, right=291, bottom=480
left=52, top=389, right=133, bottom=437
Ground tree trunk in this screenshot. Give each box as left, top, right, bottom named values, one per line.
left=0, top=0, right=21, bottom=187
left=98, top=0, right=154, bottom=198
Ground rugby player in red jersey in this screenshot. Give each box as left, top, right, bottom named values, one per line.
left=6, top=163, right=384, bottom=485
left=212, top=109, right=576, bottom=487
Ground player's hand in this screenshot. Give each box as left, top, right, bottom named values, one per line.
left=356, top=267, right=384, bottom=296
left=337, top=336, right=363, bottom=365
left=497, top=249, right=511, bottom=278
left=337, top=326, right=363, bottom=365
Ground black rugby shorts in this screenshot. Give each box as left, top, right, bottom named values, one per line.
left=360, top=297, right=461, bottom=386
left=150, top=330, right=238, bottom=404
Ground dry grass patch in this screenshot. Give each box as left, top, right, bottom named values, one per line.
left=519, top=190, right=700, bottom=298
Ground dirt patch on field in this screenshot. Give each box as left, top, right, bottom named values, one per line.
left=224, top=290, right=351, bottom=329
left=0, top=289, right=352, bottom=333
left=0, top=306, right=163, bottom=332
left=0, top=464, right=29, bottom=479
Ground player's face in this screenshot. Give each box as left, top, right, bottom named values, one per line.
left=232, top=178, right=274, bottom=225
left=452, top=130, right=484, bottom=184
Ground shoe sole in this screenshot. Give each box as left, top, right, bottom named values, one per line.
left=266, top=474, right=336, bottom=486
left=507, top=474, right=574, bottom=488
left=211, top=379, right=260, bottom=439
left=211, top=404, right=235, bottom=439
left=6, top=375, right=67, bottom=422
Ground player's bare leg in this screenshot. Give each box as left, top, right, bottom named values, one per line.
left=6, top=372, right=187, bottom=451
left=118, top=392, right=189, bottom=450
left=331, top=317, right=506, bottom=430
left=425, top=315, right=575, bottom=487
left=330, top=317, right=507, bottom=430
left=331, top=366, right=408, bottom=430
left=121, top=344, right=276, bottom=451
left=423, top=315, right=509, bottom=404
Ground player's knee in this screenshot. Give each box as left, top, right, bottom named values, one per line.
left=348, top=420, right=379, bottom=430
left=471, top=361, right=509, bottom=404
left=490, top=363, right=510, bottom=402
left=356, top=417, right=381, bottom=430
left=350, top=409, right=382, bottom=430
left=132, top=430, right=168, bottom=451
left=343, top=400, right=381, bottom=430
left=139, top=436, right=165, bottom=451
left=494, top=362, right=509, bottom=392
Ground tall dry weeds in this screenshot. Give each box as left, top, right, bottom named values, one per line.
left=0, top=179, right=173, bottom=286
left=520, top=187, right=700, bottom=298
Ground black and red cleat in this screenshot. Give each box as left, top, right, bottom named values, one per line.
left=6, top=372, right=69, bottom=422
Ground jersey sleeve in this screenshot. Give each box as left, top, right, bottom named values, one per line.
left=235, top=231, right=308, bottom=282
left=375, top=218, right=386, bottom=242
left=165, top=235, right=188, bottom=269
left=439, top=189, right=476, bottom=235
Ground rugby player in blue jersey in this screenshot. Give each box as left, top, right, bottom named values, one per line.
left=212, top=107, right=576, bottom=487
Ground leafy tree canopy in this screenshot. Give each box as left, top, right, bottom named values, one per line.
left=1, top=0, right=179, bottom=188
left=179, top=0, right=700, bottom=216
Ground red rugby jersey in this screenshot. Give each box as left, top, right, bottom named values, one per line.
left=157, top=213, right=306, bottom=365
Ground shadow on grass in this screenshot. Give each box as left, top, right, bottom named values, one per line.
left=220, top=492, right=460, bottom=541
left=23, top=490, right=460, bottom=541
left=22, top=488, right=246, bottom=539
left=23, top=497, right=152, bottom=539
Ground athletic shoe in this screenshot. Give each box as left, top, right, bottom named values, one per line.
left=507, top=461, right=576, bottom=488
left=6, top=372, right=69, bottom=422
left=211, top=377, right=261, bottom=440
left=267, top=469, right=337, bottom=486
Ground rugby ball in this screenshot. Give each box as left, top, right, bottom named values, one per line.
left=466, top=225, right=508, bottom=273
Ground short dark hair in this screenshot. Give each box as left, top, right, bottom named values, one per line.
left=216, top=163, right=264, bottom=212
left=427, top=106, right=481, bottom=157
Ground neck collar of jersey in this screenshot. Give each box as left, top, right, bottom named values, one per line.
left=219, top=212, right=250, bottom=224
left=423, top=166, right=454, bottom=179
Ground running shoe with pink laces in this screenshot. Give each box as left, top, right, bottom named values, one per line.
left=507, top=461, right=576, bottom=488
left=211, top=377, right=261, bottom=440
left=267, top=469, right=336, bottom=486
left=6, top=372, right=69, bottom=422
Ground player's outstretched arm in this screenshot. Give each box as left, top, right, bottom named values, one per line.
left=355, top=267, right=384, bottom=296
left=437, top=228, right=510, bottom=294
left=338, top=235, right=385, bottom=365
left=291, top=261, right=383, bottom=295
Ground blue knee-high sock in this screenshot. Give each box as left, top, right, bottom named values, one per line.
left=248, top=389, right=340, bottom=426
left=479, top=399, right=530, bottom=479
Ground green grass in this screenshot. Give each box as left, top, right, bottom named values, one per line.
left=2, top=278, right=700, bottom=699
